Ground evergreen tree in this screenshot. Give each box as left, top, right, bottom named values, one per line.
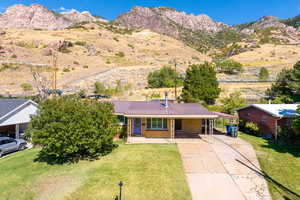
left=266, top=61, right=300, bottom=103
left=180, top=62, right=220, bottom=105
left=220, top=92, right=246, bottom=114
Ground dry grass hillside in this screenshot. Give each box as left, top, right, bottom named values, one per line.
left=0, top=23, right=209, bottom=95
left=1, top=23, right=300, bottom=101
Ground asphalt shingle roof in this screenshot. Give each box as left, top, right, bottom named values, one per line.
left=0, top=99, right=29, bottom=118
left=112, top=101, right=215, bottom=116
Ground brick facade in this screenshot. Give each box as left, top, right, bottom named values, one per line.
left=238, top=106, right=278, bottom=136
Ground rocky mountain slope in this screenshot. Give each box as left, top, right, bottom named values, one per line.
left=0, top=4, right=107, bottom=30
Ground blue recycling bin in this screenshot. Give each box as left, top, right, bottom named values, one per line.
left=226, top=125, right=238, bottom=137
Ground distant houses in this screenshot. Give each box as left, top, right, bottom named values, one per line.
left=237, top=104, right=299, bottom=138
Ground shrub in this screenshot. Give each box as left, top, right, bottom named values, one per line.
left=20, top=83, right=33, bottom=91
left=258, top=67, right=269, bottom=80
left=244, top=122, right=260, bottom=135
left=63, top=67, right=71, bottom=72
left=215, top=59, right=244, bottom=74
left=83, top=65, right=89, bottom=69
left=115, top=52, right=125, bottom=57
left=74, top=41, right=87, bottom=46
left=113, top=37, right=119, bottom=42
left=11, top=54, right=17, bottom=58
left=26, top=96, right=118, bottom=163
left=73, top=61, right=79, bottom=65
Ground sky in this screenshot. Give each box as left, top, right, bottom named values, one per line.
left=0, top=0, right=300, bottom=25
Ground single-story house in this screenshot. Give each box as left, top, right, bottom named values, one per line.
left=0, top=99, right=38, bottom=139
left=112, top=100, right=220, bottom=141
left=236, top=104, right=299, bottom=138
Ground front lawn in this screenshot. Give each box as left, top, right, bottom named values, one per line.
left=239, top=133, right=300, bottom=200
left=0, top=143, right=191, bottom=200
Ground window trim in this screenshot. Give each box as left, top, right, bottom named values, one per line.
left=147, top=118, right=168, bottom=130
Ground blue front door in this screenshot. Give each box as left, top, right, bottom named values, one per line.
left=133, top=118, right=142, bottom=135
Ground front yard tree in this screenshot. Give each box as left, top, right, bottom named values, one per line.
left=266, top=61, right=300, bottom=103
left=220, top=92, right=246, bottom=114
left=181, top=62, right=220, bottom=105
left=27, top=96, right=118, bottom=163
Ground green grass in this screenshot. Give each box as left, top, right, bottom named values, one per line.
left=0, top=143, right=191, bottom=200
left=239, top=133, right=300, bottom=200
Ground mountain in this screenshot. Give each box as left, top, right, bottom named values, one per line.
left=0, top=4, right=107, bottom=30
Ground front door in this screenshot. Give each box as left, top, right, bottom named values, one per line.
left=133, top=118, right=142, bottom=135
left=175, top=119, right=182, bottom=131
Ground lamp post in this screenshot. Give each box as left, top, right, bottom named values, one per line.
left=118, top=181, right=123, bottom=200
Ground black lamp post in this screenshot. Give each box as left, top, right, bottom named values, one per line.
left=118, top=181, right=123, bottom=200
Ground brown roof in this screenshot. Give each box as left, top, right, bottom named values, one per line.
left=112, top=101, right=216, bottom=117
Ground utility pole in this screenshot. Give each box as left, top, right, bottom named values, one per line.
left=52, top=51, right=58, bottom=97
left=174, top=59, right=178, bottom=102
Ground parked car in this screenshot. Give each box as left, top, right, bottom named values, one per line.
left=0, top=137, right=27, bottom=157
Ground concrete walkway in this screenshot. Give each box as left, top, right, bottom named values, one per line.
left=177, top=135, right=272, bottom=200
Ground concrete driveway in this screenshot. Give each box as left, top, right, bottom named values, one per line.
left=177, top=135, right=272, bottom=200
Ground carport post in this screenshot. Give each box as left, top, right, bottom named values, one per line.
left=15, top=124, right=20, bottom=139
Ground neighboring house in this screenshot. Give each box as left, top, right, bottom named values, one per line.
left=0, top=99, right=38, bottom=139
left=112, top=100, right=219, bottom=140
left=236, top=104, right=299, bottom=138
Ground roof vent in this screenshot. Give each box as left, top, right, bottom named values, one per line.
left=164, top=91, right=168, bottom=108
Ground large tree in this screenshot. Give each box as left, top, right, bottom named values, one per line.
left=180, top=62, right=220, bottom=105
left=266, top=61, right=300, bottom=103
left=220, top=92, right=246, bottom=114
left=27, top=96, right=118, bottom=163
left=147, top=66, right=182, bottom=88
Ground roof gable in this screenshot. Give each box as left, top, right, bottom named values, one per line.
left=0, top=99, right=35, bottom=119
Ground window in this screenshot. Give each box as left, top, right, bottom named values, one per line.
left=147, top=118, right=168, bottom=130
left=117, top=115, right=128, bottom=125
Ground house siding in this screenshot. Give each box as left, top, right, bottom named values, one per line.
left=237, top=106, right=277, bottom=136
left=181, top=119, right=202, bottom=134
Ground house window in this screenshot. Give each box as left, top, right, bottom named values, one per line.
left=117, top=115, right=128, bottom=125
left=147, top=118, right=168, bottom=130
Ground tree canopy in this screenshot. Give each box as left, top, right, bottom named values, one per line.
left=266, top=61, right=300, bottom=103
left=180, top=62, right=220, bottom=105
left=215, top=59, right=243, bottom=74
left=27, top=96, right=118, bottom=163
left=220, top=92, right=247, bottom=114
left=147, top=66, right=183, bottom=88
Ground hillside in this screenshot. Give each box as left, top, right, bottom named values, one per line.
left=1, top=4, right=300, bottom=101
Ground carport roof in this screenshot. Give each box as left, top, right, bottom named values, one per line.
left=0, top=99, right=31, bottom=118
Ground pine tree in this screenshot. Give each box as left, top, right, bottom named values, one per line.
left=180, top=62, right=220, bottom=105
left=258, top=67, right=269, bottom=80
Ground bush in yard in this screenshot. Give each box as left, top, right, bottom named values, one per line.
left=244, top=122, right=260, bottom=135
left=26, top=96, right=118, bottom=163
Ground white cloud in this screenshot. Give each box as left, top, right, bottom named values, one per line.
left=55, top=7, right=78, bottom=13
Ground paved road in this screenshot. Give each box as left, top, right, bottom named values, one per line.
left=176, top=135, right=272, bottom=200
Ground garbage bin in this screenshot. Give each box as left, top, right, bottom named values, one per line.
left=226, top=125, right=238, bottom=137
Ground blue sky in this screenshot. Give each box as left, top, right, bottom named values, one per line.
left=0, top=0, right=300, bottom=25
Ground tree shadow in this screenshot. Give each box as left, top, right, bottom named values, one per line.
left=261, top=139, right=300, bottom=158
left=34, top=143, right=119, bottom=165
